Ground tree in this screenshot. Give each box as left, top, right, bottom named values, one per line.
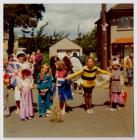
left=4, top=4, right=45, bottom=55
left=18, top=22, right=70, bottom=53
left=74, top=27, right=97, bottom=55
left=36, top=22, right=48, bottom=49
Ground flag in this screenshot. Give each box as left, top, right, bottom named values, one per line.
left=6, top=62, right=22, bottom=87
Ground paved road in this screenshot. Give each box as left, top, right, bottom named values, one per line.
left=4, top=84, right=134, bottom=137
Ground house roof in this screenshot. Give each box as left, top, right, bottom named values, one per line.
left=112, top=37, right=133, bottom=44
left=50, top=38, right=82, bottom=50
left=110, top=4, right=133, bottom=11
left=95, top=4, right=133, bottom=24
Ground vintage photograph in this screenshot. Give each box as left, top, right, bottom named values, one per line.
left=3, top=3, right=134, bottom=137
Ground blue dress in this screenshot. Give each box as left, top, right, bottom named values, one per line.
left=37, top=74, right=52, bottom=116
left=53, top=71, right=73, bottom=103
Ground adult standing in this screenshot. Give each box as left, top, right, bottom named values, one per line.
left=70, top=52, right=82, bottom=72
left=124, top=52, right=133, bottom=86
left=63, top=50, right=74, bottom=95
left=30, top=51, right=36, bottom=65
left=70, top=52, right=83, bottom=90
left=34, top=49, right=43, bottom=83
left=49, top=54, right=60, bottom=82
left=63, top=50, right=73, bottom=73
left=3, top=72, right=10, bottom=117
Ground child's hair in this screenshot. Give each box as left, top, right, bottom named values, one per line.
left=41, top=64, right=51, bottom=74
left=8, top=54, right=14, bottom=61
left=21, top=69, right=31, bottom=79
left=86, top=56, right=95, bottom=64
left=56, top=60, right=65, bottom=70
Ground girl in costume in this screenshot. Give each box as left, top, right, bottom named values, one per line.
left=19, top=69, right=34, bottom=121
left=3, top=72, right=10, bottom=117
left=67, top=56, right=111, bottom=114
left=54, top=60, right=73, bottom=115
left=109, top=61, right=124, bottom=111
left=37, top=64, right=52, bottom=117
left=14, top=51, right=26, bottom=114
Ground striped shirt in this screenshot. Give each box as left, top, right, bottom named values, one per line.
left=68, top=66, right=110, bottom=88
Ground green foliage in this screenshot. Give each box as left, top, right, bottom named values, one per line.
left=42, top=51, right=49, bottom=64
left=19, top=37, right=36, bottom=53
left=18, top=24, right=70, bottom=53
left=74, top=27, right=97, bottom=55
left=4, top=4, right=45, bottom=30
left=52, top=29, right=70, bottom=41
left=37, top=22, right=48, bottom=37
left=4, top=4, right=45, bottom=54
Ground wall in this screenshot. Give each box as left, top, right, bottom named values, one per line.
left=111, top=26, right=133, bottom=43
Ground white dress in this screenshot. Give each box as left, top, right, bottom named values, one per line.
left=14, top=61, right=31, bottom=101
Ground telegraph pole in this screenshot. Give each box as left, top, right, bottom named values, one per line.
left=101, top=4, right=107, bottom=69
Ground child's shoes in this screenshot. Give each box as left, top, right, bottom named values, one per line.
left=28, top=117, right=32, bottom=120
left=118, top=107, right=122, bottom=110
left=46, top=114, right=49, bottom=117
left=47, top=109, right=51, bottom=114
left=110, top=108, right=116, bottom=111
left=21, top=118, right=27, bottom=121
left=62, top=110, right=66, bottom=115
left=86, top=109, right=94, bottom=114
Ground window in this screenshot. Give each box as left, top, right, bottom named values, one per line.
left=117, top=17, right=133, bottom=29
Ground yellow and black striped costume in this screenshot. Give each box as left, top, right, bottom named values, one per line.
left=68, top=66, right=110, bottom=88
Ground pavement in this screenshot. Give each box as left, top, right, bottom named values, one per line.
left=4, top=83, right=134, bottom=137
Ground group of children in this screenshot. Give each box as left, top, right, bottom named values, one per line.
left=4, top=51, right=126, bottom=121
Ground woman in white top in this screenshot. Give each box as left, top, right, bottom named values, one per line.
left=70, top=52, right=83, bottom=90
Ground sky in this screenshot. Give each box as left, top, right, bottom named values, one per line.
left=15, top=4, right=116, bottom=39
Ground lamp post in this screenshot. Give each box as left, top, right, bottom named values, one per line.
left=101, top=4, right=107, bottom=69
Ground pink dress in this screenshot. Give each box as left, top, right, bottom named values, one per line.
left=20, top=78, right=33, bottom=120
left=110, top=69, right=123, bottom=104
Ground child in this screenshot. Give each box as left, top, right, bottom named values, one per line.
left=109, top=61, right=124, bottom=111
left=55, top=60, right=73, bottom=115
left=67, top=56, right=111, bottom=114
left=30, top=51, right=36, bottom=65
left=19, top=69, right=34, bottom=121
left=37, top=64, right=52, bottom=117
left=3, top=72, right=10, bottom=117
left=14, top=51, right=26, bottom=114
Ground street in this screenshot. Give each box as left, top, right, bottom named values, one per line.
left=4, top=84, right=134, bottom=137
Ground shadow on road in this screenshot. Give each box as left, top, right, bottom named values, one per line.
left=66, top=102, right=109, bottom=113
left=9, top=106, right=16, bottom=113
left=9, top=103, right=38, bottom=114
